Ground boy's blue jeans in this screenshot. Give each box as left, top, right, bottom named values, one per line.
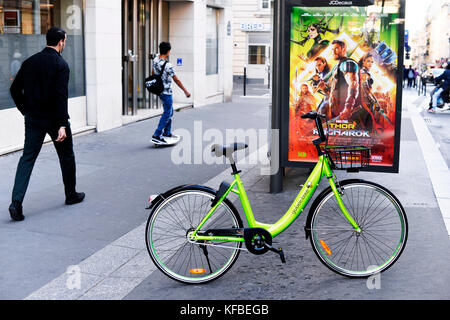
left=154, top=94, right=173, bottom=137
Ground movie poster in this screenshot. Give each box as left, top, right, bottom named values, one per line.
left=288, top=4, right=400, bottom=168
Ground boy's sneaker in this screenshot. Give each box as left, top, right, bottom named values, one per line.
left=162, top=133, right=180, bottom=140
left=152, top=135, right=168, bottom=144
left=428, top=108, right=436, bottom=114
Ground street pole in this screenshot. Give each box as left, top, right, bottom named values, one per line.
left=243, top=67, right=247, bottom=96
left=270, top=0, right=283, bottom=194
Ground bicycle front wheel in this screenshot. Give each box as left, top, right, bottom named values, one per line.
left=309, top=180, right=408, bottom=277
left=146, top=187, right=243, bottom=284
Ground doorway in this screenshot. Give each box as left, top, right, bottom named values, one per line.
left=122, top=0, right=162, bottom=115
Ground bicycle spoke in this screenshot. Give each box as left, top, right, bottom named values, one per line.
left=311, top=183, right=407, bottom=277
left=147, top=190, right=242, bottom=283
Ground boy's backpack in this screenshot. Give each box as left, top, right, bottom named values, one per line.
left=145, top=60, right=168, bottom=96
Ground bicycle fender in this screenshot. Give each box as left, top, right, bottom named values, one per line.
left=211, top=181, right=231, bottom=207
left=145, top=184, right=191, bottom=210
left=304, top=179, right=365, bottom=240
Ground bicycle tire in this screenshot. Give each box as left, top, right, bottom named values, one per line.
left=309, top=180, right=408, bottom=277
left=145, top=186, right=243, bottom=284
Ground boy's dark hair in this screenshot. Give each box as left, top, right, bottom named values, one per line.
left=46, top=27, right=66, bottom=46
left=159, top=42, right=171, bottom=55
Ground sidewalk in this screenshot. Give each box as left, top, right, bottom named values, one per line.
left=126, top=88, right=450, bottom=300
left=0, top=92, right=270, bottom=300
left=1, top=87, right=450, bottom=300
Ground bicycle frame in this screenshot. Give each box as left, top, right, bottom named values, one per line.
left=191, top=155, right=361, bottom=243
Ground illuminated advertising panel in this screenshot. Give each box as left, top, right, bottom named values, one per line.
left=282, top=0, right=405, bottom=173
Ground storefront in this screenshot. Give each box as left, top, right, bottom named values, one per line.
left=232, top=0, right=273, bottom=85
left=0, top=0, right=233, bottom=155
left=0, top=0, right=86, bottom=154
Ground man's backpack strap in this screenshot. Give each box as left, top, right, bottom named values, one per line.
left=160, top=60, right=168, bottom=76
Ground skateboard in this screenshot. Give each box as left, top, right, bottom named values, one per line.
left=152, top=136, right=180, bottom=148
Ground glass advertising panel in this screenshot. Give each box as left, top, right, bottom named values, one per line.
left=285, top=0, right=404, bottom=172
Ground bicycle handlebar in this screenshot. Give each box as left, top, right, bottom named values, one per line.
left=301, top=111, right=326, bottom=120
left=301, top=111, right=328, bottom=155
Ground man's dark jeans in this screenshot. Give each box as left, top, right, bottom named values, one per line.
left=12, top=116, right=76, bottom=203
left=154, top=94, right=173, bottom=137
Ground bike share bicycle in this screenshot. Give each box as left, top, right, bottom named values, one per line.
left=145, top=111, right=408, bottom=284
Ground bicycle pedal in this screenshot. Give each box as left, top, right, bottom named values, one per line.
left=264, top=243, right=286, bottom=264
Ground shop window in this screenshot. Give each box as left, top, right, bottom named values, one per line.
left=0, top=0, right=85, bottom=111
left=248, top=45, right=266, bottom=65
left=260, top=0, right=269, bottom=10
left=206, top=6, right=218, bottom=75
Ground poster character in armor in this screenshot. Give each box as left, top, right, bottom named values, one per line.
left=358, top=53, right=393, bottom=132
left=318, top=40, right=360, bottom=121
left=291, top=16, right=343, bottom=61
left=295, top=83, right=317, bottom=134
left=311, top=57, right=331, bottom=119
left=310, top=56, right=330, bottom=91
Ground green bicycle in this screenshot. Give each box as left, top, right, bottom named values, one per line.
left=145, top=111, right=408, bottom=284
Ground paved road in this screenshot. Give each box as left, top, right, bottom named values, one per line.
left=2, top=86, right=450, bottom=301
left=412, top=85, right=450, bottom=168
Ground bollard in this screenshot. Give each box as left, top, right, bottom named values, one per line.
left=243, top=67, right=247, bottom=96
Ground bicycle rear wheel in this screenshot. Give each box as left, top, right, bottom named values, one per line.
left=309, top=180, right=408, bottom=277
left=146, top=187, right=243, bottom=284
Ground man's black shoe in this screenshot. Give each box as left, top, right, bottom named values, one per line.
left=65, top=192, right=85, bottom=205
left=9, top=201, right=24, bottom=222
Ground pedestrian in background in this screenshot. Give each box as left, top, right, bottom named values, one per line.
left=413, top=68, right=418, bottom=88
left=403, top=66, right=408, bottom=88
left=407, top=66, right=415, bottom=89
left=151, top=42, right=191, bottom=145
left=8, top=27, right=85, bottom=222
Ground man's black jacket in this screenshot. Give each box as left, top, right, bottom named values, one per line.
left=10, top=47, right=70, bottom=127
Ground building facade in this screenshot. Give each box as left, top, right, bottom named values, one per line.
left=410, top=0, right=449, bottom=69
left=0, top=0, right=233, bottom=155
left=232, top=0, right=273, bottom=85
left=427, top=0, right=449, bottom=66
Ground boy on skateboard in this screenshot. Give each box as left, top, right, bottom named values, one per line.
left=151, top=42, right=191, bottom=145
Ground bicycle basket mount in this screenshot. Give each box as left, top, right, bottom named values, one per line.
left=324, top=146, right=371, bottom=170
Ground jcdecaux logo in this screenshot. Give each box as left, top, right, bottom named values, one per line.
left=329, top=0, right=353, bottom=5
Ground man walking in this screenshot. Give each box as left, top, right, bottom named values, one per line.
left=8, top=27, right=85, bottom=222
left=151, top=42, right=191, bottom=145
left=406, top=66, right=415, bottom=89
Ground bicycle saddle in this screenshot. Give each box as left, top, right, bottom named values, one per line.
left=211, top=143, right=248, bottom=158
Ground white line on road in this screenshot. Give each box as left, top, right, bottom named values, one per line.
left=407, top=94, right=450, bottom=238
